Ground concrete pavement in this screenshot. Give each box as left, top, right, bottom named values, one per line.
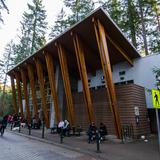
left=0, top=132, right=97, bottom=160
left=5, top=127, right=160, bottom=160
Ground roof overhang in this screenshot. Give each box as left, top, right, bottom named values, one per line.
left=7, top=7, right=141, bottom=77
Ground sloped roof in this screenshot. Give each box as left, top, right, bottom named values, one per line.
left=8, top=7, right=141, bottom=76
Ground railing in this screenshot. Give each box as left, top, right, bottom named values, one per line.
left=121, top=124, right=134, bottom=143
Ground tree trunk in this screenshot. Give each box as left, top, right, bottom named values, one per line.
left=138, top=0, right=149, bottom=55
left=31, top=17, right=37, bottom=55
left=127, top=0, right=137, bottom=48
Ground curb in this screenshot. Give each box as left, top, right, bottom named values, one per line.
left=7, top=130, right=107, bottom=160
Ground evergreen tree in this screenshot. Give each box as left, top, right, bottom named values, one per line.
left=0, top=40, right=15, bottom=81
left=0, top=0, right=9, bottom=23
left=149, top=0, right=160, bottom=32
left=49, top=8, right=68, bottom=39
left=98, top=0, right=140, bottom=49
left=64, top=0, right=95, bottom=26
left=125, top=0, right=140, bottom=48
left=50, top=0, right=95, bottom=40
left=146, top=0, right=160, bottom=53
left=98, top=0, right=123, bottom=29
left=14, top=0, right=47, bottom=64
left=137, top=0, right=149, bottom=55
left=0, top=41, right=15, bottom=115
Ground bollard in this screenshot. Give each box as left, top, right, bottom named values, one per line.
left=42, top=121, right=45, bottom=138
left=10, top=122, right=13, bottom=131
left=96, top=130, right=101, bottom=153
left=28, top=124, right=31, bottom=135
left=18, top=121, right=21, bottom=133
left=60, top=128, right=63, bottom=143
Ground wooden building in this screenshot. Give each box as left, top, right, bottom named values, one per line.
left=7, top=8, right=150, bottom=138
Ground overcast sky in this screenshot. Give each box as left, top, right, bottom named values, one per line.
left=0, top=0, right=100, bottom=59
left=0, top=0, right=64, bottom=58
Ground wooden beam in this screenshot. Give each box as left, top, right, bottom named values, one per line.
left=10, top=75, right=18, bottom=114
left=45, top=52, right=60, bottom=124
left=93, top=19, right=121, bottom=138
left=27, top=64, right=38, bottom=117
left=92, top=18, right=133, bottom=66
left=14, top=71, right=23, bottom=116
left=72, top=33, right=95, bottom=124
left=56, top=43, right=76, bottom=126
left=105, top=33, right=133, bottom=66
left=35, top=58, right=49, bottom=128
left=20, top=69, right=31, bottom=122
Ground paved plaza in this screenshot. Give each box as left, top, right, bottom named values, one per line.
left=0, top=128, right=159, bottom=160
left=0, top=132, right=96, bottom=160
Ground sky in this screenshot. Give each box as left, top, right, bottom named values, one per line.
left=0, top=0, right=64, bottom=58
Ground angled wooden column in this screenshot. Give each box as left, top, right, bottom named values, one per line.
left=72, top=33, right=95, bottom=124
left=56, top=44, right=75, bottom=126
left=56, top=44, right=76, bottom=126
left=10, top=75, right=18, bottom=114
left=105, top=33, right=133, bottom=66
left=27, top=64, right=38, bottom=117
left=93, top=19, right=121, bottom=138
left=20, top=69, right=31, bottom=122
left=35, top=58, right=49, bottom=128
left=45, top=52, right=60, bottom=124
left=14, top=71, right=23, bottom=116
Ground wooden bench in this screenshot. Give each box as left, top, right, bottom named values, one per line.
left=72, top=126, right=82, bottom=136
left=50, top=125, right=58, bottom=134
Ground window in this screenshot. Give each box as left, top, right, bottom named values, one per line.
left=119, top=71, right=126, bottom=75
left=120, top=77, right=125, bottom=80
left=101, top=76, right=105, bottom=80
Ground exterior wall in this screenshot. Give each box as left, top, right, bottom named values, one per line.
left=78, top=53, right=160, bottom=108
left=113, top=53, right=160, bottom=108
left=73, top=84, right=150, bottom=137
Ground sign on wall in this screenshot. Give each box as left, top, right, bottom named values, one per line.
left=134, top=106, right=140, bottom=116
left=152, top=89, right=160, bottom=109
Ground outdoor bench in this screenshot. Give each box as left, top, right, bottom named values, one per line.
left=72, top=126, right=82, bottom=136
left=50, top=125, right=58, bottom=134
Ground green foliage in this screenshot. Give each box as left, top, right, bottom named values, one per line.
left=0, top=41, right=15, bottom=115
left=144, top=0, right=160, bottom=54
left=98, top=0, right=140, bottom=48
left=100, top=0, right=123, bottom=28
left=153, top=66, right=160, bottom=76
left=50, top=0, right=95, bottom=39
left=64, top=0, right=95, bottom=25
left=49, top=8, right=68, bottom=39
left=0, top=90, right=14, bottom=116
left=0, top=40, right=15, bottom=84
left=13, top=0, right=47, bottom=64
left=99, top=0, right=160, bottom=55
left=0, top=0, right=9, bottom=23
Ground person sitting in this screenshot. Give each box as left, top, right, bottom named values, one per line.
left=87, top=122, right=97, bottom=143
left=99, top=122, right=107, bottom=140
left=37, top=118, right=41, bottom=129
left=63, top=120, right=71, bottom=136
left=13, top=114, right=18, bottom=127
left=57, top=120, right=64, bottom=134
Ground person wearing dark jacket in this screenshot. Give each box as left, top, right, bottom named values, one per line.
left=99, top=122, right=107, bottom=140
left=0, top=115, right=8, bottom=134
left=87, top=122, right=97, bottom=143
